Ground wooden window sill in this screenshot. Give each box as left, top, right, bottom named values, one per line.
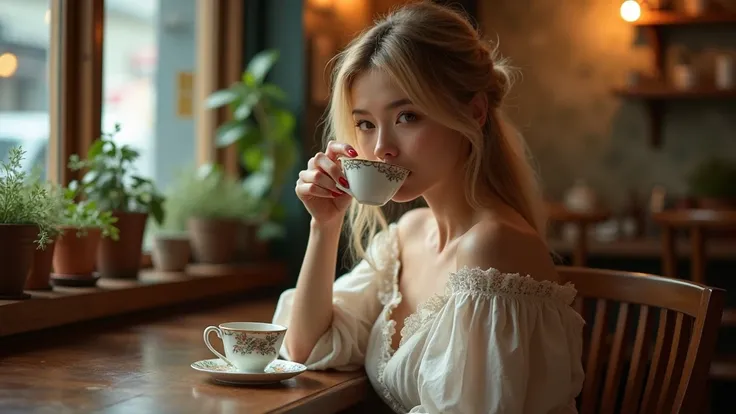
left=0, top=261, right=286, bottom=338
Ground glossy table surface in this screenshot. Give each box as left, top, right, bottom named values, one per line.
left=0, top=296, right=372, bottom=413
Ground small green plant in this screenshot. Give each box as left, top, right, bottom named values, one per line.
left=206, top=49, right=299, bottom=232
left=157, top=164, right=259, bottom=233
left=68, top=123, right=165, bottom=225
left=0, top=147, right=60, bottom=249
left=687, top=157, right=736, bottom=199
left=60, top=190, right=119, bottom=239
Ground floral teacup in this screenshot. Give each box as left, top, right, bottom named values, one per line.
left=203, top=322, right=286, bottom=372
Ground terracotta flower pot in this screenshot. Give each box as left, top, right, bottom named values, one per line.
left=188, top=217, right=240, bottom=264
left=97, top=211, right=148, bottom=279
left=152, top=234, right=191, bottom=272
left=25, top=237, right=57, bottom=290
left=53, top=227, right=102, bottom=276
left=0, top=224, right=38, bottom=299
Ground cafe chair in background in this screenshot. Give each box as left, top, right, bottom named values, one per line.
left=558, top=266, right=725, bottom=414
left=653, top=209, right=736, bottom=381
left=547, top=202, right=611, bottom=267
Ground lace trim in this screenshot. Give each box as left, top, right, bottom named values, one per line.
left=448, top=266, right=578, bottom=304
left=373, top=224, right=408, bottom=413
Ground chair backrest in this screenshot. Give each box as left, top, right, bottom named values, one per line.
left=557, top=266, right=725, bottom=414
left=652, top=209, right=736, bottom=283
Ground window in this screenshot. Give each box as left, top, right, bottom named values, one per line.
left=0, top=0, right=54, bottom=180
left=102, top=0, right=198, bottom=193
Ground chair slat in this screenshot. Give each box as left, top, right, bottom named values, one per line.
left=639, top=309, right=676, bottom=413
left=656, top=313, right=693, bottom=414
left=600, top=302, right=632, bottom=414
left=620, top=305, right=656, bottom=414
left=581, top=299, right=610, bottom=414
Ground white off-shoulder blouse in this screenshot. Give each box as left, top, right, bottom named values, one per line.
left=272, top=223, right=585, bottom=413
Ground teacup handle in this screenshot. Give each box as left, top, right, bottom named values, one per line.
left=203, top=326, right=234, bottom=366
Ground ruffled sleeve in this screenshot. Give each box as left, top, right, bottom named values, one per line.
left=406, top=267, right=585, bottom=414
left=272, top=224, right=398, bottom=371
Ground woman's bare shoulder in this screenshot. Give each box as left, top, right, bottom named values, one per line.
left=457, top=218, right=559, bottom=283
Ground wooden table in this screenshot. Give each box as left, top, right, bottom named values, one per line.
left=0, top=297, right=375, bottom=413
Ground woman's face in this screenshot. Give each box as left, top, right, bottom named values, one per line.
left=349, top=69, right=468, bottom=203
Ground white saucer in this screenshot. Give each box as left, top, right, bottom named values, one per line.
left=191, top=358, right=307, bottom=385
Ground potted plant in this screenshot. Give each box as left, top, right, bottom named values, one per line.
left=687, top=157, right=736, bottom=210
left=52, top=189, right=119, bottom=278
left=167, top=164, right=259, bottom=264
left=24, top=180, right=66, bottom=290
left=68, top=124, right=165, bottom=279
left=148, top=176, right=193, bottom=272
left=205, top=49, right=296, bottom=254
left=0, top=147, right=59, bottom=299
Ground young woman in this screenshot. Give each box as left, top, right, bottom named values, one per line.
left=273, top=2, right=584, bottom=412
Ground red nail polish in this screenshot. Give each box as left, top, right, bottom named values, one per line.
left=347, top=148, right=358, bottom=158
left=339, top=177, right=349, bottom=188
left=331, top=191, right=343, bottom=197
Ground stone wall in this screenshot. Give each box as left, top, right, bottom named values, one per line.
left=479, top=0, right=736, bottom=210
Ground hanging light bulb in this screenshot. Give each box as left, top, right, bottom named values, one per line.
left=620, top=0, right=642, bottom=22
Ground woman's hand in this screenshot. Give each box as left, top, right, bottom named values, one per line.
left=295, top=140, right=358, bottom=227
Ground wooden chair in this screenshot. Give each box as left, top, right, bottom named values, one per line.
left=547, top=202, right=611, bottom=266
left=557, top=266, right=725, bottom=414
left=653, top=209, right=736, bottom=380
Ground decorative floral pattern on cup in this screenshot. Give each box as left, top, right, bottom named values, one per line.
left=223, top=330, right=280, bottom=356
left=341, top=159, right=410, bottom=183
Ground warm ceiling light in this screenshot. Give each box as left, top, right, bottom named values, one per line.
left=620, top=0, right=642, bottom=22
left=0, top=53, right=19, bottom=78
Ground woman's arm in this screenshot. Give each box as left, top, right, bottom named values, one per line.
left=283, top=218, right=343, bottom=362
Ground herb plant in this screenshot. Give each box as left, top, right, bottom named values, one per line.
left=68, top=123, right=165, bottom=225
left=0, top=147, right=60, bottom=248
left=158, top=164, right=258, bottom=233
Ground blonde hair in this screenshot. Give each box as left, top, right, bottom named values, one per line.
left=323, top=1, right=547, bottom=266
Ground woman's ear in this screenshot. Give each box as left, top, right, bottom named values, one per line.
left=469, top=92, right=489, bottom=128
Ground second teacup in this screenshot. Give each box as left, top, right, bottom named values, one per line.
left=203, top=322, right=286, bottom=372
left=335, top=158, right=410, bottom=206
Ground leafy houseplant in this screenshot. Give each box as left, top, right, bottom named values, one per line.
left=687, top=157, right=736, bottom=210
left=206, top=49, right=298, bottom=244
left=0, top=147, right=62, bottom=298
left=69, top=123, right=165, bottom=279
left=53, top=187, right=120, bottom=278
left=163, top=164, right=260, bottom=264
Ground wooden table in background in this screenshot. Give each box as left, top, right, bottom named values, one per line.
left=0, top=298, right=374, bottom=413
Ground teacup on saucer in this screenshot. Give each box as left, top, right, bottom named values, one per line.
left=203, top=322, right=286, bottom=372
left=336, top=158, right=410, bottom=206
left=191, top=358, right=306, bottom=385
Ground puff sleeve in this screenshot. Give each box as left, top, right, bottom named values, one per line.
left=272, top=225, right=397, bottom=371
left=405, top=268, right=585, bottom=414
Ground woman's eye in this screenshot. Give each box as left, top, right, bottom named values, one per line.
left=355, top=120, right=375, bottom=131
left=397, top=112, right=418, bottom=124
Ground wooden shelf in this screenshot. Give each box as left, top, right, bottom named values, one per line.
left=0, top=261, right=287, bottom=338
left=614, top=85, right=736, bottom=100
left=614, top=85, right=736, bottom=146
left=634, top=10, right=736, bottom=26
left=620, top=8, right=736, bottom=147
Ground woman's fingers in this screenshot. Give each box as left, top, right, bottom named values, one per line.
left=295, top=181, right=340, bottom=198
left=324, top=140, right=358, bottom=161
left=298, top=169, right=343, bottom=195
left=314, top=153, right=350, bottom=190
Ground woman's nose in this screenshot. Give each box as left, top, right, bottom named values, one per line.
left=373, top=128, right=399, bottom=161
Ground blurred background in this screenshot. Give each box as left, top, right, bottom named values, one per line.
left=1, top=0, right=735, bottom=410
